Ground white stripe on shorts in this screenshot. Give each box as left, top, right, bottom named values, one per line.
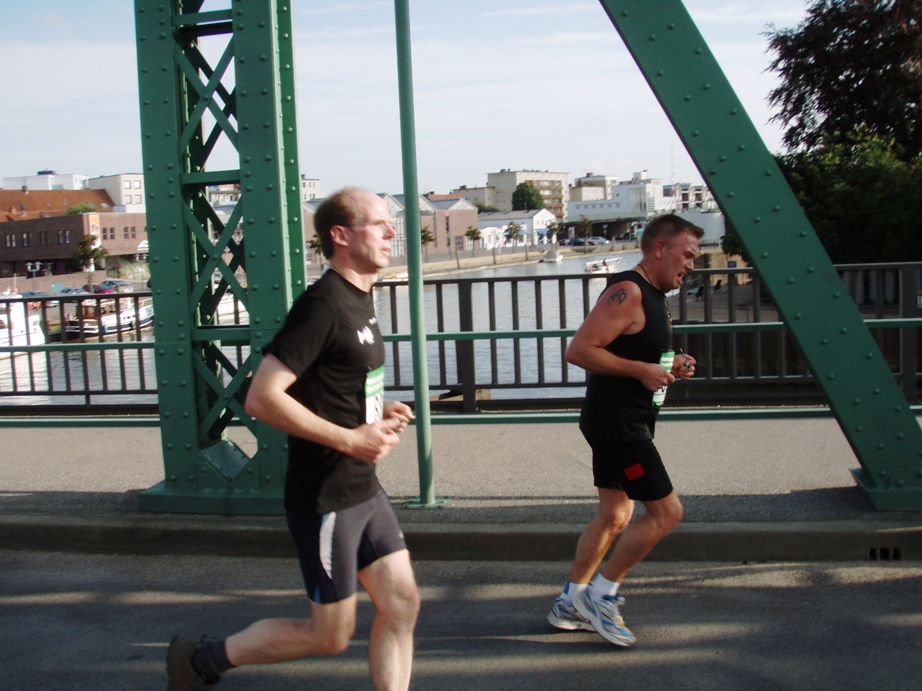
left=319, top=511, right=337, bottom=578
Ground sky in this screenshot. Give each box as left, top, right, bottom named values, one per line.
left=0, top=0, right=810, bottom=196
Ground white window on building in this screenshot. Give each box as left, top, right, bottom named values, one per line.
left=134, top=180, right=141, bottom=189
left=124, top=181, right=132, bottom=189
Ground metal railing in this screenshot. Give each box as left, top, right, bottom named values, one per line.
left=1, top=262, right=919, bottom=417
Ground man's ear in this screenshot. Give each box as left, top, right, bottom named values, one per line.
left=329, top=224, right=350, bottom=249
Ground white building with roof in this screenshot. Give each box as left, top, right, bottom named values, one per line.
left=88, top=174, right=146, bottom=213
left=3, top=170, right=89, bottom=191
left=477, top=209, right=557, bottom=247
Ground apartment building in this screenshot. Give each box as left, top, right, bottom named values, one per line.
left=2, top=170, right=89, bottom=191
left=486, top=169, right=569, bottom=219
left=88, top=173, right=146, bottom=212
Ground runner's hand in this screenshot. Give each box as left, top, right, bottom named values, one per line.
left=640, top=361, right=675, bottom=392
left=383, top=401, right=414, bottom=434
left=348, top=423, right=401, bottom=464
left=672, top=354, right=696, bottom=380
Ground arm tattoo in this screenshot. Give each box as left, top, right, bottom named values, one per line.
left=606, top=287, right=628, bottom=307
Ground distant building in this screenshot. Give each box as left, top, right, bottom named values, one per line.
left=664, top=182, right=717, bottom=212
left=88, top=173, right=146, bottom=213
left=571, top=173, right=619, bottom=200
left=300, top=176, right=321, bottom=202
left=0, top=189, right=116, bottom=222
left=477, top=209, right=557, bottom=247
left=0, top=211, right=147, bottom=277
left=567, top=171, right=673, bottom=223
left=3, top=170, right=89, bottom=191
left=450, top=185, right=497, bottom=210
left=486, top=169, right=569, bottom=220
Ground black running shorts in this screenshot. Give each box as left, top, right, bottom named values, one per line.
left=586, top=438, right=674, bottom=502
left=286, top=486, right=407, bottom=604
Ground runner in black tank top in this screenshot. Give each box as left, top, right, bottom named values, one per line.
left=579, top=270, right=672, bottom=442
left=547, top=215, right=703, bottom=648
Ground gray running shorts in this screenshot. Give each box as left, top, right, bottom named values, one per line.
left=286, top=486, right=406, bottom=604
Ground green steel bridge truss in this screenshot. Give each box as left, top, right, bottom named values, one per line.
left=134, top=0, right=922, bottom=512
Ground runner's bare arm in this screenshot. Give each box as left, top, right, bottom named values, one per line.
left=566, top=281, right=674, bottom=392
left=244, top=353, right=398, bottom=463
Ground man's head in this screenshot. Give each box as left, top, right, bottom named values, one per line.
left=640, top=214, right=704, bottom=292
left=313, top=188, right=395, bottom=271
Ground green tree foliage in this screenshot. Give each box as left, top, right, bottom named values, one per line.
left=464, top=225, right=482, bottom=252
left=68, top=235, right=109, bottom=272
left=766, top=0, right=922, bottom=159
left=420, top=224, right=435, bottom=259
left=65, top=202, right=97, bottom=215
left=474, top=201, right=500, bottom=213
left=504, top=222, right=524, bottom=246
left=307, top=235, right=325, bottom=266
left=511, top=182, right=545, bottom=211
left=778, top=134, right=922, bottom=262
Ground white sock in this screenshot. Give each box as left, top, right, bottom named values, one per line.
left=561, top=580, right=588, bottom=604
left=589, top=574, right=619, bottom=599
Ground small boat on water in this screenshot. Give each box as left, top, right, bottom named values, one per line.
left=0, top=297, right=46, bottom=358
left=583, top=257, right=622, bottom=274
left=541, top=244, right=563, bottom=263
left=65, top=298, right=154, bottom=339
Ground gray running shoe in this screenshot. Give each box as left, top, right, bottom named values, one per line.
left=572, top=590, right=636, bottom=647
left=547, top=596, right=595, bottom=631
left=166, top=636, right=215, bottom=690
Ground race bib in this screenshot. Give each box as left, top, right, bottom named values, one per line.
left=365, top=365, right=385, bottom=424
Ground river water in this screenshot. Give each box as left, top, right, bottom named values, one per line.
left=0, top=250, right=641, bottom=406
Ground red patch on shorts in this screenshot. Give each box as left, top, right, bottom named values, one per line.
left=624, top=462, right=645, bottom=481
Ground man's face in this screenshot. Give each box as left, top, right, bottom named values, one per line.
left=346, top=192, right=396, bottom=271
left=659, top=230, right=699, bottom=291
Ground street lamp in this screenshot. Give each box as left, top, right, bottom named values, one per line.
left=25, top=261, right=42, bottom=279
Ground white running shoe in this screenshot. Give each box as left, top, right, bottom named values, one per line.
left=572, top=589, right=636, bottom=647
left=547, top=596, right=594, bottom=631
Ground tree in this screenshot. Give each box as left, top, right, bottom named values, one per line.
left=511, top=182, right=545, bottom=211
left=576, top=215, right=593, bottom=253
left=65, top=202, right=97, bottom=215
left=766, top=1, right=922, bottom=160
left=474, top=201, right=500, bottom=213
left=420, top=224, right=435, bottom=260
left=69, top=235, right=109, bottom=272
left=464, top=225, right=482, bottom=255
left=546, top=221, right=561, bottom=244
left=307, top=235, right=325, bottom=268
left=778, top=133, right=922, bottom=262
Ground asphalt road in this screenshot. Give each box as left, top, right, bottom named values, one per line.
left=2, top=552, right=920, bottom=690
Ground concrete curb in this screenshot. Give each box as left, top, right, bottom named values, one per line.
left=2, top=515, right=921, bottom=562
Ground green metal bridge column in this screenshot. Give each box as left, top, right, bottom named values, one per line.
left=134, top=0, right=301, bottom=513
left=602, top=0, right=922, bottom=509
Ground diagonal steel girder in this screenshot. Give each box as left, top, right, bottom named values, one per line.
left=600, top=0, right=922, bottom=509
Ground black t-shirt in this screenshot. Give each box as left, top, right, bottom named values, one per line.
left=263, top=269, right=386, bottom=515
left=579, top=271, right=673, bottom=441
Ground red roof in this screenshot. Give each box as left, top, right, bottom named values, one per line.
left=0, top=189, right=116, bottom=223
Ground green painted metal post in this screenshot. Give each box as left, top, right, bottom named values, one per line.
left=394, top=0, right=441, bottom=508
left=601, top=0, right=922, bottom=509
left=134, top=0, right=301, bottom=513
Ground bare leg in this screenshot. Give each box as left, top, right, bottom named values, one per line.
left=600, top=491, right=683, bottom=584
left=568, top=488, right=635, bottom=584
left=358, top=549, right=420, bottom=691
left=224, top=595, right=358, bottom=665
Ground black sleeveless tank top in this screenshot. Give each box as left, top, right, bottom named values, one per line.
left=579, top=270, right=673, bottom=441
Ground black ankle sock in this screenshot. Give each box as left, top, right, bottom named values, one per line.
left=191, top=638, right=235, bottom=683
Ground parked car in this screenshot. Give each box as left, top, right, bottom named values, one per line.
left=587, top=236, right=611, bottom=245
left=558, top=238, right=572, bottom=246
left=570, top=237, right=587, bottom=246
left=20, top=290, right=57, bottom=308
left=82, top=283, right=117, bottom=294
left=57, top=287, right=89, bottom=296
left=99, top=279, right=134, bottom=293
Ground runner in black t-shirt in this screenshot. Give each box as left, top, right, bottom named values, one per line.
left=165, top=188, right=418, bottom=691
left=547, top=214, right=703, bottom=648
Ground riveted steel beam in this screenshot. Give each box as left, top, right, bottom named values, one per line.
left=601, top=0, right=922, bottom=509
left=135, top=0, right=302, bottom=514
